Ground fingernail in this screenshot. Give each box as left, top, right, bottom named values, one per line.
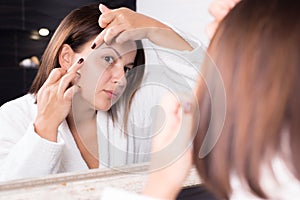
left=78, top=58, right=84, bottom=64
left=91, top=43, right=96, bottom=49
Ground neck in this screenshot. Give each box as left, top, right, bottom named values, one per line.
left=66, top=93, right=99, bottom=169
left=67, top=93, right=97, bottom=126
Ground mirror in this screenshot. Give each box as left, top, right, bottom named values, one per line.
left=0, top=0, right=207, bottom=190
left=0, top=38, right=205, bottom=184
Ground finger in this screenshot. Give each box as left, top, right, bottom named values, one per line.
left=115, top=30, right=131, bottom=44
left=206, top=20, right=219, bottom=40
left=98, top=11, right=115, bottom=28
left=44, top=68, right=67, bottom=86
left=91, top=29, right=106, bottom=49
left=58, top=57, right=83, bottom=95
left=91, top=22, right=125, bottom=48
left=153, top=93, right=194, bottom=154
left=99, top=3, right=111, bottom=13
left=161, top=93, right=181, bottom=114
left=57, top=72, right=79, bottom=96
left=208, top=0, right=220, bottom=16
left=209, top=0, right=231, bottom=21
left=227, top=0, right=241, bottom=8
left=91, top=5, right=114, bottom=49
left=159, top=93, right=182, bottom=136
left=161, top=93, right=194, bottom=130
left=103, top=23, right=127, bottom=44
left=64, top=85, right=80, bottom=101
left=115, top=26, right=150, bottom=44
left=67, top=58, right=84, bottom=73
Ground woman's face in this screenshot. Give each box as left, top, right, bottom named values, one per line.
left=74, top=40, right=137, bottom=111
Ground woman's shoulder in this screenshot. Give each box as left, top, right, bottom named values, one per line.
left=0, top=93, right=36, bottom=120
left=1, top=93, right=35, bottom=109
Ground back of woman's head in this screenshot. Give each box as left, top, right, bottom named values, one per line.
left=193, top=0, right=300, bottom=198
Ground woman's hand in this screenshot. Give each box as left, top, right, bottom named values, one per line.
left=33, top=58, right=84, bottom=142
left=91, top=4, right=193, bottom=51
left=142, top=93, right=194, bottom=200
left=206, top=0, right=241, bottom=39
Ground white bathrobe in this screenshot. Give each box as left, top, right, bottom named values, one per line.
left=0, top=29, right=204, bottom=182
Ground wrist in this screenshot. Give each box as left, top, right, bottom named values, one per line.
left=34, top=117, right=58, bottom=142
left=145, top=25, right=193, bottom=51
left=145, top=20, right=172, bottom=41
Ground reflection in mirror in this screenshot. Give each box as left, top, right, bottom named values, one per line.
left=0, top=3, right=145, bottom=182
left=0, top=1, right=205, bottom=185
left=72, top=39, right=145, bottom=168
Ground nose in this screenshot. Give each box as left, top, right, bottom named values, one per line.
left=111, top=61, right=126, bottom=86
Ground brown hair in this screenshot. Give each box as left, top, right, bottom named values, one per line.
left=29, top=3, right=145, bottom=127
left=193, top=0, right=300, bottom=198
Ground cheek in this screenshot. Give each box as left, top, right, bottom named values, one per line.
left=119, top=78, right=127, bottom=94
left=95, top=69, right=112, bottom=90
left=78, top=63, right=106, bottom=94
left=78, top=52, right=110, bottom=87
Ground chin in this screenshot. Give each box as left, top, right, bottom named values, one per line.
left=94, top=103, right=112, bottom=111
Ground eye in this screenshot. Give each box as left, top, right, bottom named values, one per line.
left=104, top=56, right=115, bottom=65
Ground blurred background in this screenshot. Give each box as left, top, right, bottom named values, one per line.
left=0, top=0, right=212, bottom=106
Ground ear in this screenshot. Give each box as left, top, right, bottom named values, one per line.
left=59, top=44, right=75, bottom=70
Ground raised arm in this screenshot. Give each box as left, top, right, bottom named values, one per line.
left=91, top=4, right=193, bottom=51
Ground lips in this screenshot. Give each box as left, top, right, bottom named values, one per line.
left=103, top=89, right=119, bottom=98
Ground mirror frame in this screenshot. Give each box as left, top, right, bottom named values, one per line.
left=0, top=163, right=201, bottom=199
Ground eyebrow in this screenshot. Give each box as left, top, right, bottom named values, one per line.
left=102, top=46, right=135, bottom=67
left=102, top=47, right=122, bottom=59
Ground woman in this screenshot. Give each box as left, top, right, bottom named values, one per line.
left=152, top=0, right=300, bottom=199
left=0, top=3, right=201, bottom=181
left=193, top=0, right=300, bottom=198
left=102, top=0, right=300, bottom=199
left=93, top=4, right=203, bottom=167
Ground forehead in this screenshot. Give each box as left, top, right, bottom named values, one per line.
left=101, top=40, right=137, bottom=57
